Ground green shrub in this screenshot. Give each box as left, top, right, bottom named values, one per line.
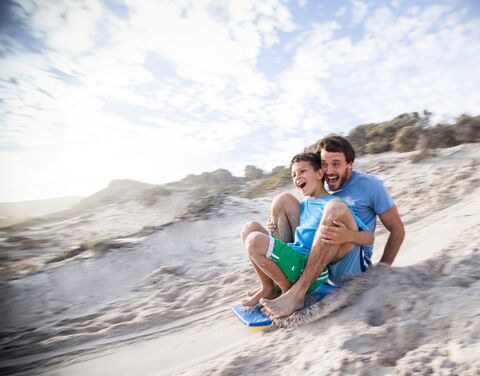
left=365, top=140, right=391, bottom=154
left=47, top=244, right=87, bottom=263
left=409, top=136, right=434, bottom=163
left=392, top=125, right=423, bottom=152
left=348, top=124, right=374, bottom=155
left=242, top=168, right=291, bottom=198
left=454, top=115, right=480, bottom=143
left=424, top=124, right=458, bottom=149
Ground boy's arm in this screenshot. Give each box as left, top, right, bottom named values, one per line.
left=320, top=220, right=374, bottom=245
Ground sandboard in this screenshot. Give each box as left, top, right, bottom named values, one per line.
left=232, top=283, right=337, bottom=330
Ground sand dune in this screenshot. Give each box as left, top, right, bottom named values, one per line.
left=0, top=143, right=479, bottom=375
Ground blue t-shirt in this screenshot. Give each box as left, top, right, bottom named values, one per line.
left=328, top=171, right=394, bottom=258
left=289, top=195, right=369, bottom=256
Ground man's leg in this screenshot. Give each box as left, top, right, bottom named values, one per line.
left=261, top=199, right=358, bottom=316
left=241, top=230, right=292, bottom=306
left=270, top=192, right=300, bottom=243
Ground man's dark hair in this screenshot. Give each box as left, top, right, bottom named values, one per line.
left=316, top=135, right=356, bottom=163
left=290, top=152, right=321, bottom=171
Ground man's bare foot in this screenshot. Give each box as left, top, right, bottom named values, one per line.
left=241, top=287, right=277, bottom=307
left=260, top=289, right=305, bottom=317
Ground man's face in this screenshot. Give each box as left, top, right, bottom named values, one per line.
left=320, top=149, right=353, bottom=191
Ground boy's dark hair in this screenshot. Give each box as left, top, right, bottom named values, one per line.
left=290, top=152, right=321, bottom=171
left=316, top=135, right=356, bottom=163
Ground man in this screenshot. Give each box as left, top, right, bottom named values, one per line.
left=261, top=135, right=405, bottom=317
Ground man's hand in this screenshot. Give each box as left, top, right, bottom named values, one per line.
left=320, top=220, right=353, bottom=244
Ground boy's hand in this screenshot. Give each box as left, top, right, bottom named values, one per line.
left=320, top=220, right=352, bottom=244
left=266, top=217, right=276, bottom=233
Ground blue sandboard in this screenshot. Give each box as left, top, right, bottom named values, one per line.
left=232, top=304, right=273, bottom=329
left=232, top=283, right=337, bottom=329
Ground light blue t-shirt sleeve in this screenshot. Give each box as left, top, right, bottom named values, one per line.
left=352, top=211, right=369, bottom=231
left=340, top=199, right=370, bottom=232
left=369, top=176, right=394, bottom=215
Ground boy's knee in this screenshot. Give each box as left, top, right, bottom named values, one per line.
left=271, top=192, right=298, bottom=214
left=241, top=220, right=262, bottom=239
left=245, top=231, right=266, bottom=255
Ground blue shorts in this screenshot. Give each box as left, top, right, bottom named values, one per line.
left=328, top=245, right=372, bottom=286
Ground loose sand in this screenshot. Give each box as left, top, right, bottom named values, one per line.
left=1, top=143, right=479, bottom=375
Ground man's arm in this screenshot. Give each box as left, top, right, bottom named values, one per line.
left=378, top=205, right=405, bottom=265
left=320, top=220, right=374, bottom=245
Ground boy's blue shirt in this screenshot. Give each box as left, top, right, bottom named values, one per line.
left=328, top=171, right=394, bottom=258
left=288, top=195, right=369, bottom=256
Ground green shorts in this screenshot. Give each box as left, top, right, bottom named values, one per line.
left=267, top=236, right=329, bottom=293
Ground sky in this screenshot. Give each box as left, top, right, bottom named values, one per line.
left=0, top=0, right=479, bottom=202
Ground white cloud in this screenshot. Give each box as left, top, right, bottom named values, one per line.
left=282, top=2, right=480, bottom=125
left=351, top=0, right=368, bottom=26
left=391, top=0, right=401, bottom=9
left=16, top=0, right=103, bottom=53
left=1, top=0, right=480, bottom=201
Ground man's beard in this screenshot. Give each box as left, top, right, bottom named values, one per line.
left=326, top=169, right=350, bottom=191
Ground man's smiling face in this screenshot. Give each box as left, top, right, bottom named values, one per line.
left=320, top=149, right=353, bottom=191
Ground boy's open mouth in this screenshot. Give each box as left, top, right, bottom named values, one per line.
left=298, top=181, right=306, bottom=189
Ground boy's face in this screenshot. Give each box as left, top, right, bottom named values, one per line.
left=291, top=161, right=324, bottom=197
left=320, top=149, right=353, bottom=191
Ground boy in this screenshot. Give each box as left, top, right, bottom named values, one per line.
left=240, top=152, right=373, bottom=307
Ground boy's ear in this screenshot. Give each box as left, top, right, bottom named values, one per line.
left=316, top=168, right=324, bottom=179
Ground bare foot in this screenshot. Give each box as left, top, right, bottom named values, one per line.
left=260, top=289, right=305, bottom=317
left=245, top=285, right=280, bottom=297
left=241, top=287, right=277, bottom=307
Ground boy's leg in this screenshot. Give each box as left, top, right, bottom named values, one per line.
left=240, top=221, right=274, bottom=305
left=241, top=220, right=269, bottom=245
left=241, top=231, right=292, bottom=306
left=261, top=199, right=358, bottom=316
left=270, top=192, right=300, bottom=243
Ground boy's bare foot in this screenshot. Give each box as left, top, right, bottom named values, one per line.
left=260, top=289, right=305, bottom=317
left=245, top=285, right=280, bottom=298
left=241, top=287, right=277, bottom=307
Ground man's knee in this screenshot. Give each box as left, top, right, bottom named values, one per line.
left=271, top=192, right=299, bottom=215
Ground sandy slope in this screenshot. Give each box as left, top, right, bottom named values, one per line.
left=1, top=143, right=479, bottom=375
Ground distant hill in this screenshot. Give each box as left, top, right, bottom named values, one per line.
left=71, top=179, right=160, bottom=211
left=179, top=169, right=242, bottom=187
left=0, top=196, right=83, bottom=227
